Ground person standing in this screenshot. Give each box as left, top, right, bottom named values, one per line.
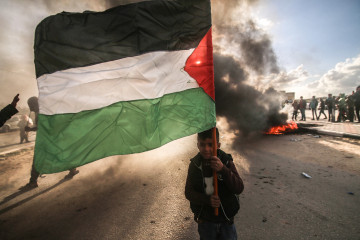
left=17, top=114, right=33, bottom=143
left=354, top=85, right=360, bottom=123
left=346, top=94, right=355, bottom=122
left=325, top=94, right=334, bottom=122
left=317, top=98, right=327, bottom=120
left=332, top=96, right=337, bottom=122
left=352, top=91, right=357, bottom=121
left=292, top=100, right=299, bottom=121
left=310, top=96, right=318, bottom=120
left=299, top=96, right=306, bottom=121
left=185, top=128, right=244, bottom=240
left=337, top=94, right=347, bottom=122
left=22, top=97, right=79, bottom=189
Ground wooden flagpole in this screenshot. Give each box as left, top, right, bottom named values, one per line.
left=212, top=127, right=219, bottom=216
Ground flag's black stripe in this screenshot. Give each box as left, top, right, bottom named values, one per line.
left=34, top=0, right=211, bottom=78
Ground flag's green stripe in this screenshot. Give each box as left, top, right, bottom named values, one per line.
left=34, top=88, right=215, bottom=173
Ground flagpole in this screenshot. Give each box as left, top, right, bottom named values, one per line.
left=212, top=127, right=219, bottom=216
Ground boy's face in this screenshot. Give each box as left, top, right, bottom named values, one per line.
left=197, top=137, right=220, bottom=160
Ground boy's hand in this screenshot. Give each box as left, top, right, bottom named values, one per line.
left=209, top=195, right=220, bottom=208
left=209, top=156, right=223, bottom=172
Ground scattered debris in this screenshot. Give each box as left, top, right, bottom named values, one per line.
left=306, top=134, right=321, bottom=138
left=150, top=220, right=156, bottom=224
left=348, top=192, right=354, bottom=195
left=301, top=172, right=312, bottom=179
left=143, top=183, right=147, bottom=186
left=76, top=207, right=87, bottom=212
left=262, top=217, right=267, bottom=223
left=290, top=138, right=301, bottom=142
left=184, top=217, right=191, bottom=221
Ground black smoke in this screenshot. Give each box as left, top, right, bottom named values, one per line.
left=211, top=1, right=287, bottom=138
left=214, top=53, right=287, bottom=137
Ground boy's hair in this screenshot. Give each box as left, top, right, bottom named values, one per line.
left=198, top=127, right=219, bottom=142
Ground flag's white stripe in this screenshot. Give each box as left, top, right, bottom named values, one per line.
left=38, top=49, right=199, bottom=115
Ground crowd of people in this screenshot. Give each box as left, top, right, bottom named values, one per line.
left=291, top=85, right=360, bottom=123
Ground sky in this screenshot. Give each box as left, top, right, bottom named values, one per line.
left=253, top=0, right=360, bottom=98
left=0, top=0, right=359, bottom=109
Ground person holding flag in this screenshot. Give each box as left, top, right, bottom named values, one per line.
left=29, top=0, right=243, bottom=236
left=185, top=128, right=244, bottom=240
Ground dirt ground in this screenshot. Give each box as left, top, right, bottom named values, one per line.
left=0, top=128, right=359, bottom=240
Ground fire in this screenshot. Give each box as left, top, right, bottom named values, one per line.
left=265, top=121, right=298, bottom=135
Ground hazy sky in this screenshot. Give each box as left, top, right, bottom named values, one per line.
left=254, top=0, right=360, bottom=98
left=0, top=0, right=359, bottom=108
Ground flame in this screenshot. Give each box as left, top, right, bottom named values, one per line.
left=265, top=121, right=298, bottom=135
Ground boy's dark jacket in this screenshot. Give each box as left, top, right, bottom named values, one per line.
left=185, top=149, right=244, bottom=222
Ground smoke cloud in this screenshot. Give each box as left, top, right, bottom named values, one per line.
left=211, top=0, right=287, bottom=138
left=214, top=53, right=287, bottom=137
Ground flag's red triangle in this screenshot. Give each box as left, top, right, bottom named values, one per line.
left=184, top=28, right=215, bottom=101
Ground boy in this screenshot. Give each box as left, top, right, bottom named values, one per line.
left=185, top=128, right=244, bottom=240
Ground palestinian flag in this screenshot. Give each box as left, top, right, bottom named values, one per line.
left=34, top=0, right=215, bottom=173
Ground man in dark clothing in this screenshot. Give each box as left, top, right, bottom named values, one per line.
left=310, top=96, right=318, bottom=120
left=346, top=94, right=355, bottom=122
left=298, top=96, right=306, bottom=121
left=354, top=85, right=360, bottom=123
left=317, top=98, right=327, bottom=120
left=325, top=94, right=334, bottom=122
left=185, top=128, right=244, bottom=240
left=0, top=94, right=19, bottom=127
left=336, top=94, right=347, bottom=122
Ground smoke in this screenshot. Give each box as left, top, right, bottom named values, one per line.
left=210, top=0, right=287, bottom=138
left=214, top=54, right=287, bottom=137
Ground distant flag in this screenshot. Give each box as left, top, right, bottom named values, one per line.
left=33, top=0, right=215, bottom=173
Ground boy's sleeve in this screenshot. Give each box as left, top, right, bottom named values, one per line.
left=219, top=160, right=244, bottom=194
left=185, top=163, right=210, bottom=206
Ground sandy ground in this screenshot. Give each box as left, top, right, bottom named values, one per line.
left=0, top=128, right=359, bottom=240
